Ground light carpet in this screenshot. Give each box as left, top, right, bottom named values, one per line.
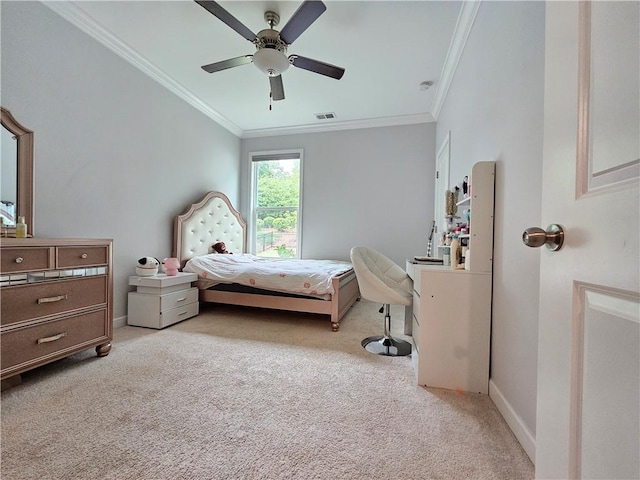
left=1, top=299, right=533, bottom=480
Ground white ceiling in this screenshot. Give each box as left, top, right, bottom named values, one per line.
left=45, top=1, right=464, bottom=138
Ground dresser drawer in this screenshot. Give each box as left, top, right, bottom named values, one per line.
left=1, top=247, right=51, bottom=274
left=405, top=261, right=415, bottom=281
left=413, top=268, right=421, bottom=293
left=412, top=291, right=420, bottom=315
left=1, top=276, right=107, bottom=326
left=1, top=309, right=108, bottom=371
left=57, top=245, right=109, bottom=268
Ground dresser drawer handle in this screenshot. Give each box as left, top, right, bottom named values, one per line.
left=176, top=297, right=187, bottom=302
left=37, top=294, right=68, bottom=304
left=37, top=332, right=68, bottom=344
left=15, top=257, right=24, bottom=264
left=178, top=311, right=187, bottom=316
left=81, top=253, right=88, bottom=259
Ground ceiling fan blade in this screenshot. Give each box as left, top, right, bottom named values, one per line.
left=270, top=75, right=285, bottom=101
left=195, top=1, right=257, bottom=42
left=289, top=55, right=345, bottom=80
left=201, top=55, right=253, bottom=73
left=279, top=0, right=326, bottom=45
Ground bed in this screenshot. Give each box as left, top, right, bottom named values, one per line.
left=172, top=191, right=360, bottom=331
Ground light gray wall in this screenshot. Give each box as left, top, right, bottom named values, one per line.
left=1, top=1, right=241, bottom=321
left=435, top=1, right=544, bottom=456
left=240, top=124, right=436, bottom=267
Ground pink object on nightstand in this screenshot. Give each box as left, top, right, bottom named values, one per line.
left=162, top=257, right=180, bottom=276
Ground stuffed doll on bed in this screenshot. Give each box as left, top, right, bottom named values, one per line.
left=212, top=241, right=233, bottom=254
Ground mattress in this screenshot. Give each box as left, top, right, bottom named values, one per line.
left=183, top=253, right=352, bottom=299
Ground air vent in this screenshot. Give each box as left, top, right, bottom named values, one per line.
left=315, top=112, right=336, bottom=120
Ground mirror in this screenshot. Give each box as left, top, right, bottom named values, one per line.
left=1, top=107, right=34, bottom=236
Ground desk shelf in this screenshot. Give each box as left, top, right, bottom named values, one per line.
left=460, top=162, right=494, bottom=273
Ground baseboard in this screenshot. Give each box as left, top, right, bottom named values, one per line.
left=489, top=379, right=536, bottom=464
left=113, top=315, right=127, bottom=329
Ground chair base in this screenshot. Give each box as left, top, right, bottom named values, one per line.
left=361, top=335, right=412, bottom=357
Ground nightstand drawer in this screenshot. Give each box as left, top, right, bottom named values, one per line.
left=128, top=286, right=199, bottom=329
left=161, top=287, right=198, bottom=312
left=1, top=309, right=108, bottom=371
left=1, top=276, right=107, bottom=325
left=412, top=314, right=419, bottom=348
left=57, top=246, right=109, bottom=268
left=1, top=247, right=51, bottom=274
left=159, top=302, right=199, bottom=329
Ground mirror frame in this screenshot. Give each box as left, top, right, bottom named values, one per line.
left=1, top=107, right=34, bottom=237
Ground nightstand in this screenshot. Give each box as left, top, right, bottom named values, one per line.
left=127, top=272, right=198, bottom=329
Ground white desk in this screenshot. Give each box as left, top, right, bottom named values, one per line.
left=406, top=260, right=491, bottom=394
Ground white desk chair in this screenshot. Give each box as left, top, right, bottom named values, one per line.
left=350, top=246, right=412, bottom=356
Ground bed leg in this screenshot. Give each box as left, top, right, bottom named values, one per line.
left=331, top=321, right=340, bottom=332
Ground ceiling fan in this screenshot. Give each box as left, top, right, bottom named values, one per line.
left=195, top=0, right=345, bottom=102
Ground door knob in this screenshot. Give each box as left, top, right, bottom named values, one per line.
left=522, top=224, right=565, bottom=251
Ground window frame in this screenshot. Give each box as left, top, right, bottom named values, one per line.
left=248, top=149, right=304, bottom=258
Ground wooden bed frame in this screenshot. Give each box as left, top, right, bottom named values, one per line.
left=173, top=191, right=360, bottom=331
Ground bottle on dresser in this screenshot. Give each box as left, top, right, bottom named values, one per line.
left=15, top=216, right=27, bottom=238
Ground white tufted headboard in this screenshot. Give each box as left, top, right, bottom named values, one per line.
left=173, top=191, right=247, bottom=267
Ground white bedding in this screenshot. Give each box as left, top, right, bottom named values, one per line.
left=183, top=253, right=353, bottom=299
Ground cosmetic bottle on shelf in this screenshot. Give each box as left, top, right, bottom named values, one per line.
left=450, top=235, right=460, bottom=269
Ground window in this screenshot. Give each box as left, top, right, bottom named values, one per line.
left=250, top=150, right=302, bottom=258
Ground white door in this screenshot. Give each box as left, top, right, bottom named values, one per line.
left=535, top=2, right=639, bottom=479
left=434, top=131, right=450, bottom=247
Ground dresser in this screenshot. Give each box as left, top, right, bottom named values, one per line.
left=128, top=272, right=199, bottom=329
left=1, top=238, right=113, bottom=385
left=407, top=161, right=495, bottom=394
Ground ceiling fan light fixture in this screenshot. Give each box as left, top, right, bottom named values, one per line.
left=253, top=48, right=290, bottom=77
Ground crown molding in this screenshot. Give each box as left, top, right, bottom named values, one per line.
left=430, top=0, right=481, bottom=121
left=241, top=113, right=434, bottom=139
left=42, top=1, right=244, bottom=138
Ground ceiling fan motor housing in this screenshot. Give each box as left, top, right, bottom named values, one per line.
left=253, top=28, right=290, bottom=77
